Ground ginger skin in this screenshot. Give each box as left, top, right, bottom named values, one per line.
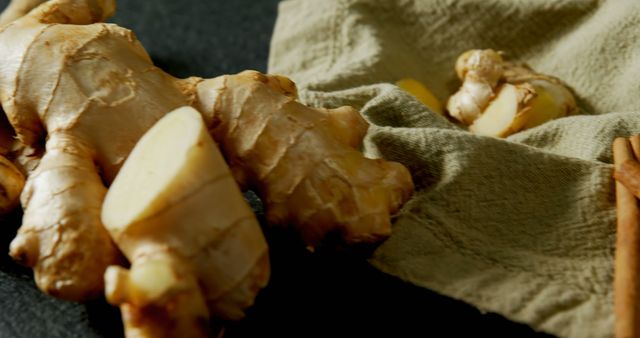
left=447, top=49, right=577, bottom=137
left=0, top=0, right=414, bottom=302
left=0, top=110, right=25, bottom=214
left=197, top=72, right=414, bottom=248
left=0, top=155, right=24, bottom=214
left=103, top=107, right=269, bottom=337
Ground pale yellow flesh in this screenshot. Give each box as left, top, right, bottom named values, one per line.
left=523, top=80, right=573, bottom=129
left=396, top=78, right=443, bottom=115
left=102, top=107, right=204, bottom=231
left=128, top=259, right=178, bottom=304
left=102, top=106, right=270, bottom=336
left=470, top=84, right=519, bottom=137
left=470, top=81, right=572, bottom=137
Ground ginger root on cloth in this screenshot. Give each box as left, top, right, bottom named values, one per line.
left=0, top=0, right=413, bottom=301
left=447, top=49, right=577, bottom=137
left=103, top=107, right=269, bottom=337
left=197, top=71, right=414, bottom=249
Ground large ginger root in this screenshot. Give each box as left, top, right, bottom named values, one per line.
left=103, top=107, right=269, bottom=337
left=196, top=71, right=414, bottom=248
left=447, top=49, right=577, bottom=137
left=0, top=0, right=413, bottom=302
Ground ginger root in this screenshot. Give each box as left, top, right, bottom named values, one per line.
left=197, top=72, right=414, bottom=248
left=0, top=0, right=413, bottom=303
left=447, top=49, right=577, bottom=137
left=102, top=107, right=269, bottom=337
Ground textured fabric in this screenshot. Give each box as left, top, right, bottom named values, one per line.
left=268, top=1, right=640, bottom=337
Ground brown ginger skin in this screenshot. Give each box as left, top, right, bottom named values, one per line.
left=447, top=49, right=577, bottom=137
left=0, top=0, right=414, bottom=304
left=197, top=72, right=414, bottom=248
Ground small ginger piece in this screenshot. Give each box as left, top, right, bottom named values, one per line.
left=447, top=49, right=577, bottom=137
left=396, top=78, right=443, bottom=115
left=102, top=107, right=269, bottom=337
left=447, top=49, right=504, bottom=124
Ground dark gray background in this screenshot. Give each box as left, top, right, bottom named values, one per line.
left=0, top=0, right=553, bottom=337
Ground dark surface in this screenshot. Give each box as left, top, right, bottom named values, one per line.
left=0, top=0, right=555, bottom=337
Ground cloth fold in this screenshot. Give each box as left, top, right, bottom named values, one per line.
left=269, top=1, right=640, bottom=337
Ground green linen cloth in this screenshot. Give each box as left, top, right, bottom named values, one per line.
left=268, top=1, right=640, bottom=337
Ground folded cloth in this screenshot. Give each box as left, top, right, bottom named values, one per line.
left=268, top=1, right=640, bottom=337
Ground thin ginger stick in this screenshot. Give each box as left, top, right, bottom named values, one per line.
left=613, top=137, right=640, bottom=338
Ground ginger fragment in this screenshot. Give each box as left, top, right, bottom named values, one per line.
left=447, top=49, right=577, bottom=137
left=396, top=78, right=443, bottom=115
left=102, top=107, right=269, bottom=337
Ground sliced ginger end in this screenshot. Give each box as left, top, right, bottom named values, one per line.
left=469, top=83, right=528, bottom=138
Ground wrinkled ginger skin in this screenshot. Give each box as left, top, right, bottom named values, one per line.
left=0, top=0, right=414, bottom=302
left=11, top=134, right=120, bottom=300
left=196, top=71, right=415, bottom=248
left=0, top=0, right=195, bottom=300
